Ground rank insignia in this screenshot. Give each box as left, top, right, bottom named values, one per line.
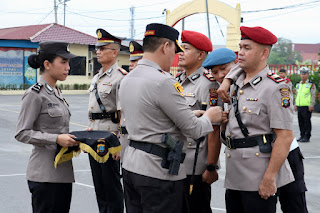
left=174, top=82, right=184, bottom=96
left=31, top=83, right=43, bottom=93
left=118, top=68, right=128, bottom=75
left=191, top=74, right=200, bottom=81
left=281, top=97, right=290, bottom=108
left=267, top=72, right=284, bottom=83
left=252, top=76, right=262, bottom=85
left=97, top=138, right=107, bottom=156
left=210, top=97, right=218, bottom=106
left=45, top=83, right=53, bottom=92
left=203, top=71, right=215, bottom=81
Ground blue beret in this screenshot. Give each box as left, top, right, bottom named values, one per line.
left=202, top=48, right=236, bottom=68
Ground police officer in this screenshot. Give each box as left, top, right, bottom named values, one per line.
left=202, top=47, right=237, bottom=131
left=128, top=40, right=143, bottom=72
left=295, top=67, right=316, bottom=142
left=177, top=30, right=219, bottom=213
left=218, top=26, right=295, bottom=213
left=119, top=23, right=223, bottom=213
left=119, top=40, right=143, bottom=160
left=278, top=69, right=292, bottom=88
left=88, top=28, right=127, bottom=213
left=216, top=53, right=309, bottom=213
left=15, top=41, right=79, bottom=213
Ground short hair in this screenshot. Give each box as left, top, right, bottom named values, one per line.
left=143, top=36, right=174, bottom=53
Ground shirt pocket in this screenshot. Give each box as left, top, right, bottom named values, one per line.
left=240, top=104, right=261, bottom=121
left=242, top=147, right=271, bottom=172
left=43, top=108, right=64, bottom=129
left=185, top=96, right=197, bottom=107
left=99, top=85, right=112, bottom=99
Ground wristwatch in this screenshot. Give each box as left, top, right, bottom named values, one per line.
left=206, top=164, right=219, bottom=172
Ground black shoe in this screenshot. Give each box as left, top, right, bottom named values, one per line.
left=299, top=138, right=310, bottom=142
left=297, top=137, right=303, bottom=142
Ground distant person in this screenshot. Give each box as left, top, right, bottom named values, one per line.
left=295, top=67, right=316, bottom=142
left=15, top=41, right=79, bottom=213
left=279, top=69, right=292, bottom=88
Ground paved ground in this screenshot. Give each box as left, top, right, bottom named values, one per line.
left=0, top=94, right=319, bottom=212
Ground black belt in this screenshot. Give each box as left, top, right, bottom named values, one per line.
left=88, top=112, right=113, bottom=121
left=129, top=140, right=185, bottom=163
left=119, top=126, right=128, bottom=135
left=226, top=134, right=274, bottom=149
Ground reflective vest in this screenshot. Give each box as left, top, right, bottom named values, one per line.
left=295, top=82, right=313, bottom=106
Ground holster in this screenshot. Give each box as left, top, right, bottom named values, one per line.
left=111, top=111, right=120, bottom=124
left=161, top=141, right=186, bottom=175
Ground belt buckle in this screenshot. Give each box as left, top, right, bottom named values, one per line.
left=226, top=136, right=231, bottom=149
left=88, top=112, right=93, bottom=121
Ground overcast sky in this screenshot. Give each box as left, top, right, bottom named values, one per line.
left=1, top=0, right=319, bottom=45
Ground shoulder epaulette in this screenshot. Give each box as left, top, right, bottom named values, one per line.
left=267, top=72, right=284, bottom=83
left=203, top=71, right=215, bottom=81
left=175, top=72, right=183, bottom=83
left=118, top=68, right=128, bottom=75
left=31, top=83, right=43, bottom=93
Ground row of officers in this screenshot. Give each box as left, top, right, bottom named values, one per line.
left=14, top=23, right=311, bottom=213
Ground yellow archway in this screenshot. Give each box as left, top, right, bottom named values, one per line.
left=166, top=0, right=241, bottom=51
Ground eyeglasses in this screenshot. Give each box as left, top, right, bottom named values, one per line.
left=95, top=46, right=116, bottom=52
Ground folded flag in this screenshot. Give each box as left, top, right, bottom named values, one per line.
left=54, top=131, right=121, bottom=168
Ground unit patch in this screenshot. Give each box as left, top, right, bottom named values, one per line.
left=280, top=88, right=290, bottom=96
left=209, top=88, right=218, bottom=106
left=174, top=82, right=184, bottom=96
left=97, top=138, right=107, bottom=156
left=281, top=96, right=290, bottom=108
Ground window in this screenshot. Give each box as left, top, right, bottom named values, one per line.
left=69, top=56, right=86, bottom=75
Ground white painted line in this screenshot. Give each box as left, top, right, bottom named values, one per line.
left=304, top=156, right=320, bottom=159
left=0, top=170, right=91, bottom=177
left=0, top=108, right=19, bottom=113
left=75, top=182, right=94, bottom=188
left=211, top=207, right=226, bottom=212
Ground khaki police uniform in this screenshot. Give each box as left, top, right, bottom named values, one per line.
left=15, top=77, right=74, bottom=212
left=120, top=59, right=213, bottom=213
left=223, top=65, right=295, bottom=213
left=88, top=62, right=126, bottom=131
left=121, top=59, right=213, bottom=180
left=88, top=62, right=126, bottom=213
left=176, top=67, right=221, bottom=175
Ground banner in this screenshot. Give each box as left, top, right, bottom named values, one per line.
left=0, top=48, right=23, bottom=89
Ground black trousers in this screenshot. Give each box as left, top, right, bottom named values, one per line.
left=183, top=175, right=212, bottom=213
left=297, top=106, right=312, bottom=139
left=27, top=181, right=72, bottom=213
left=278, top=147, right=308, bottom=213
left=123, top=169, right=185, bottom=213
left=225, top=189, right=277, bottom=213
left=89, top=154, right=124, bottom=213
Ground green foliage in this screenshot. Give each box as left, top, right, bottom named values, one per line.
left=73, top=83, right=79, bottom=90
left=269, top=37, right=303, bottom=65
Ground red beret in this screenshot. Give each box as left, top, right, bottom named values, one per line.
left=240, top=26, right=277, bottom=45
left=181, top=30, right=212, bottom=52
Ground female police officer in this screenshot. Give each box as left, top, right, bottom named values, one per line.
left=15, top=41, right=79, bottom=213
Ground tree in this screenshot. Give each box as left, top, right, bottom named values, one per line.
left=268, top=37, right=303, bottom=65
